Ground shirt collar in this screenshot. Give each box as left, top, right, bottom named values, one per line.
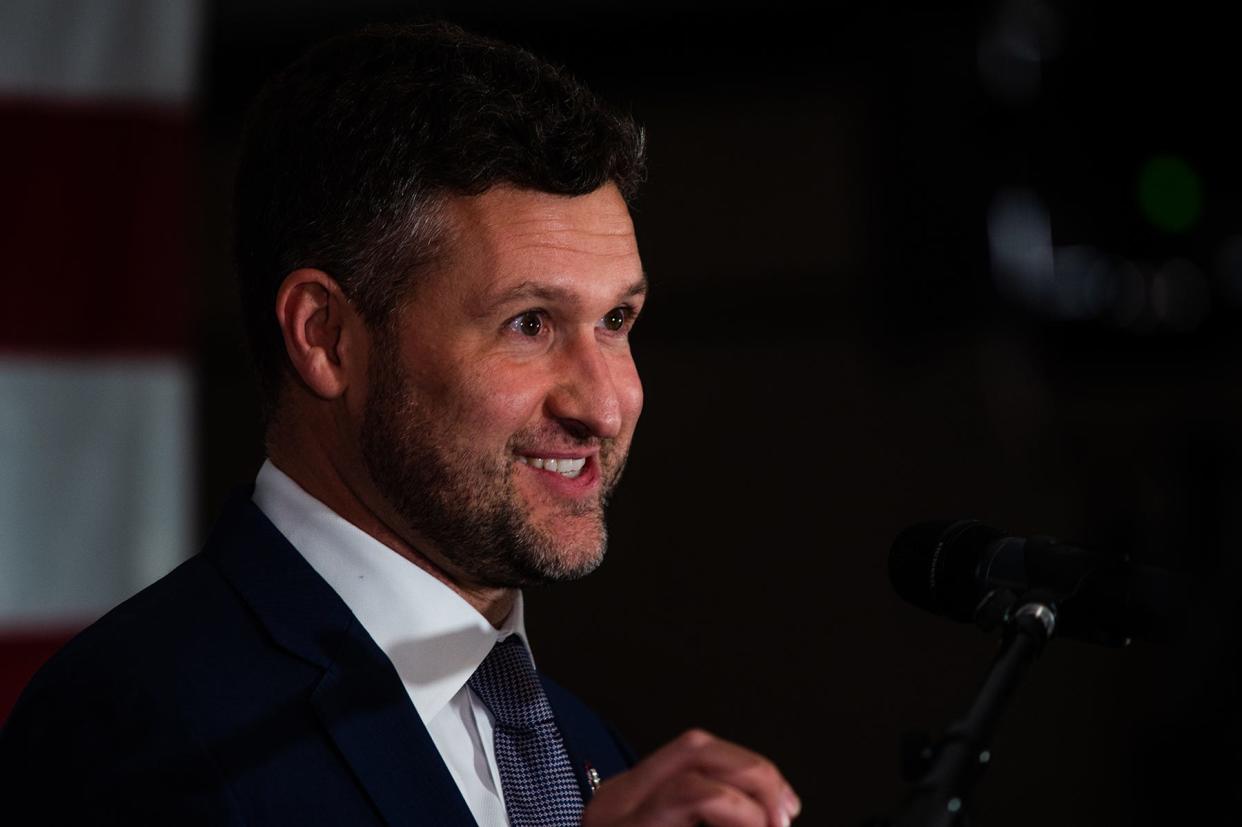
left=252, top=459, right=528, bottom=723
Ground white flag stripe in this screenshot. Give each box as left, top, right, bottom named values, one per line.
left=0, top=0, right=202, bottom=104
left=0, top=358, right=194, bottom=626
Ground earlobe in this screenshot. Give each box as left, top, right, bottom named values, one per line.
left=274, top=268, right=357, bottom=400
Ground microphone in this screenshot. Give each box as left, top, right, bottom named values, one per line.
left=889, top=520, right=1189, bottom=645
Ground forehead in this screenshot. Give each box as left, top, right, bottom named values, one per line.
left=428, top=184, right=643, bottom=307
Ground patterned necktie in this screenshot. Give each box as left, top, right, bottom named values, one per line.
left=468, top=636, right=585, bottom=826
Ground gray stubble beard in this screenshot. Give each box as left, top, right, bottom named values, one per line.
left=360, top=346, right=627, bottom=589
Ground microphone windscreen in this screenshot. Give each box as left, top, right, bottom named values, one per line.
left=889, top=520, right=1004, bottom=622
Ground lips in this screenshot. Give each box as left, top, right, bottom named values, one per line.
left=514, top=455, right=586, bottom=478
left=513, top=451, right=602, bottom=498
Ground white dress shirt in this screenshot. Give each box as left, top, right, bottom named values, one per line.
left=253, top=460, right=519, bottom=827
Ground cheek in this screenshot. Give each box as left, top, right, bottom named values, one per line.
left=456, top=364, right=546, bottom=435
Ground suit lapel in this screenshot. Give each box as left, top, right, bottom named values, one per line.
left=206, top=489, right=477, bottom=827
left=310, top=626, right=478, bottom=826
left=541, top=673, right=635, bottom=803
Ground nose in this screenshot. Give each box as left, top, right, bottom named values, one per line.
left=546, top=333, right=625, bottom=441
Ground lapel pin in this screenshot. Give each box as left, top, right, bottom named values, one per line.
left=585, top=761, right=602, bottom=794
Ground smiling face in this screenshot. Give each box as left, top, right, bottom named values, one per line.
left=360, top=184, right=645, bottom=588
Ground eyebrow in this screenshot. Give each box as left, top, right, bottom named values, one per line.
left=482, top=275, right=649, bottom=313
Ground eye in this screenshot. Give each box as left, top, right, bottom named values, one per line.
left=602, top=307, right=627, bottom=332
left=513, top=311, right=543, bottom=337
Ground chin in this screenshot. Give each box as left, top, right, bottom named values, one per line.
left=521, top=525, right=608, bottom=583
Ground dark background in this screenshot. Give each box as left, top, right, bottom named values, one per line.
left=197, top=2, right=1242, bottom=824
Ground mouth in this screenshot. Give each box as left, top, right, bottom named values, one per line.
left=514, top=454, right=588, bottom=479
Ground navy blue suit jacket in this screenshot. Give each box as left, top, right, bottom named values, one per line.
left=0, top=489, right=633, bottom=824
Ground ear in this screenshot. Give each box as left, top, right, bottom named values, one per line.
left=274, top=268, right=364, bottom=400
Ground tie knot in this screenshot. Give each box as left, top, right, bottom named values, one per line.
left=468, top=636, right=555, bottom=730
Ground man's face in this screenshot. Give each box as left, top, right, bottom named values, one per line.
left=360, top=184, right=646, bottom=588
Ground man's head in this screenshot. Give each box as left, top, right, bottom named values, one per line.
left=235, top=23, right=647, bottom=589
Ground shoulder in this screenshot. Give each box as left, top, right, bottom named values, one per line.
left=4, top=489, right=330, bottom=740
left=14, top=529, right=304, bottom=711
left=0, top=552, right=258, bottom=822
left=0, top=495, right=324, bottom=822
left=15, top=553, right=219, bottom=699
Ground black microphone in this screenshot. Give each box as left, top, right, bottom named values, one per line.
left=889, top=520, right=1188, bottom=645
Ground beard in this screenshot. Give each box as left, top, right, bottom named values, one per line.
left=359, top=341, right=628, bottom=589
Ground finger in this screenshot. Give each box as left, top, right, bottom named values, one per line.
left=691, top=742, right=800, bottom=827
left=637, top=769, right=770, bottom=827
left=628, top=730, right=798, bottom=827
left=623, top=730, right=754, bottom=795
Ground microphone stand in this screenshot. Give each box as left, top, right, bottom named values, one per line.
left=878, top=591, right=1057, bottom=827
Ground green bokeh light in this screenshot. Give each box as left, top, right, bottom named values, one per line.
left=1138, top=155, right=1202, bottom=233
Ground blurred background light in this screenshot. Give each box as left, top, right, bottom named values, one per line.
left=1110, top=261, right=1148, bottom=329
left=978, top=0, right=1062, bottom=105
left=1150, top=258, right=1210, bottom=330
left=1050, top=244, right=1112, bottom=321
left=1138, top=155, right=1203, bottom=234
left=989, top=188, right=1055, bottom=308
left=1211, top=234, right=1242, bottom=307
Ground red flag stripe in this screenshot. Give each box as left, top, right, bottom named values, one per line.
left=0, top=99, right=194, bottom=356
left=0, top=626, right=84, bottom=723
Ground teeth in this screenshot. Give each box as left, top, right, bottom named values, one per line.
left=558, top=457, right=585, bottom=478
left=516, top=455, right=587, bottom=479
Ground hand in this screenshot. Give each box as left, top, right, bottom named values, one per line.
left=581, top=728, right=801, bottom=827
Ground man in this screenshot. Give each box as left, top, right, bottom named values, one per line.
left=0, top=22, right=800, bottom=827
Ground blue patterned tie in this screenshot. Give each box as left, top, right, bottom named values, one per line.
left=468, top=636, right=585, bottom=826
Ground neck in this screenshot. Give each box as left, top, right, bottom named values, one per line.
left=267, top=430, right=517, bottom=628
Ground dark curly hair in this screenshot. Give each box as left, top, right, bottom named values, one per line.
left=234, top=22, right=647, bottom=418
